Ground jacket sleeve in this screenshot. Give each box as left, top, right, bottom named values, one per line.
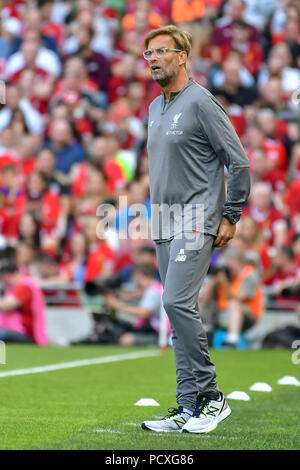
left=197, top=94, right=251, bottom=224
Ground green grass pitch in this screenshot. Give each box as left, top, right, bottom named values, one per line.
left=0, top=345, right=299, bottom=450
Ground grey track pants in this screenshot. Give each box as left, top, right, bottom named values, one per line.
left=155, top=233, right=219, bottom=411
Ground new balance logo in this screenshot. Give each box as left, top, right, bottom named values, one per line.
left=174, top=249, right=186, bottom=262
left=206, top=406, right=219, bottom=417
left=173, top=417, right=187, bottom=428
left=149, top=120, right=154, bottom=127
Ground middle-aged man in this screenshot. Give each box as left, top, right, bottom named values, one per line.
left=141, top=25, right=251, bottom=434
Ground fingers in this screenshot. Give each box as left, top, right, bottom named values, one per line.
left=213, top=235, right=233, bottom=247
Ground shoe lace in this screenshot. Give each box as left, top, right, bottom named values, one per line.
left=163, top=407, right=182, bottom=420
left=193, top=396, right=210, bottom=417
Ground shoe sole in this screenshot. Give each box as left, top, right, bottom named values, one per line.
left=182, top=406, right=232, bottom=434
left=141, top=422, right=181, bottom=432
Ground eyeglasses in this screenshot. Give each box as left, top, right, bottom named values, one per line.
left=143, top=47, right=183, bottom=60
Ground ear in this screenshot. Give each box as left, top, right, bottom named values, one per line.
left=178, top=51, right=187, bottom=66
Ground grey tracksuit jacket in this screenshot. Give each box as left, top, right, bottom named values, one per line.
left=147, top=78, right=251, bottom=241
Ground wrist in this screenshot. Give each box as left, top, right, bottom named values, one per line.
left=223, top=214, right=238, bottom=225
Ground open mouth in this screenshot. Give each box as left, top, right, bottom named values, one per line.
left=151, top=66, right=161, bottom=72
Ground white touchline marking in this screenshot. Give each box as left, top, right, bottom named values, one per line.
left=96, top=429, right=123, bottom=434
left=0, top=350, right=160, bottom=379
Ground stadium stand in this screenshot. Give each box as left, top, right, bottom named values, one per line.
left=0, top=0, right=299, bottom=347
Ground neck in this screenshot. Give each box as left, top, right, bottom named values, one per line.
left=80, top=46, right=92, bottom=57
left=161, top=69, right=189, bottom=100
left=10, top=273, right=22, bottom=287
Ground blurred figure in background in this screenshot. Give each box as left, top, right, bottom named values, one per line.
left=202, top=248, right=263, bottom=348
left=0, top=258, right=48, bottom=345
left=104, top=263, right=165, bottom=346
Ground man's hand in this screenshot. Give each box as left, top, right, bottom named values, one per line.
left=213, top=217, right=236, bottom=247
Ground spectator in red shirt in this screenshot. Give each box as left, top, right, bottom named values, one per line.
left=60, top=231, right=88, bottom=284
left=255, top=108, right=288, bottom=168
left=289, top=141, right=300, bottom=181
left=127, top=80, right=149, bottom=121
left=283, top=180, right=300, bottom=219
left=16, top=5, right=59, bottom=52
left=64, top=25, right=110, bottom=93
left=37, top=0, right=65, bottom=49
left=243, top=182, right=287, bottom=248
left=0, top=127, right=19, bottom=169
left=52, top=56, right=100, bottom=100
left=0, top=258, right=47, bottom=344
left=18, top=68, right=53, bottom=115
left=14, top=135, right=38, bottom=183
left=6, top=28, right=61, bottom=84
left=272, top=14, right=300, bottom=68
left=250, top=147, right=287, bottom=194
left=0, top=164, right=26, bottom=244
left=49, top=59, right=104, bottom=146
left=18, top=211, right=41, bottom=250
left=210, top=0, right=261, bottom=64
left=72, top=135, right=126, bottom=197
left=244, top=122, right=288, bottom=172
left=107, top=53, right=148, bottom=105
left=24, top=170, right=61, bottom=235
left=74, top=163, right=109, bottom=214
left=264, top=245, right=299, bottom=295
left=82, top=215, right=115, bottom=282
left=218, top=20, right=264, bottom=76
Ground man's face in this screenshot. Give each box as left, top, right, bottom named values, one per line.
left=37, top=150, right=55, bottom=174
left=0, top=272, right=15, bottom=288
left=251, top=150, right=267, bottom=176
left=147, top=35, right=182, bottom=87
left=223, top=59, right=240, bottom=87
left=251, top=186, right=271, bottom=212
left=230, top=0, right=244, bottom=21
left=232, top=25, right=249, bottom=43
left=50, top=120, right=71, bottom=145
left=93, top=137, right=107, bottom=160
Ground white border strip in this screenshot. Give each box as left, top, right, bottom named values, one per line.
left=0, top=350, right=160, bottom=379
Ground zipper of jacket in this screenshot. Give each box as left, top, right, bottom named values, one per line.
left=160, top=79, right=194, bottom=115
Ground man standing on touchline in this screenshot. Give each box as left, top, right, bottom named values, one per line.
left=141, top=25, right=251, bottom=434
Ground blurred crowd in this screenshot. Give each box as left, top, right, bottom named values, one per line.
left=0, top=0, right=299, bottom=346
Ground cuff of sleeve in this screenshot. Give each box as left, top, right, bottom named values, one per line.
left=222, top=210, right=242, bottom=225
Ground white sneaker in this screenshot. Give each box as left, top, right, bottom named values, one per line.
left=141, top=407, right=192, bottom=432
left=181, top=393, right=231, bottom=434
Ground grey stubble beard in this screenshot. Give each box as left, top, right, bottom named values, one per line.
left=151, top=68, right=176, bottom=88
